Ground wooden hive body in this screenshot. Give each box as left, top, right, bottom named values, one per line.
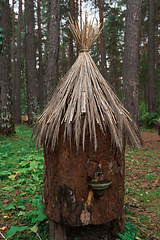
left=43, top=124, right=125, bottom=226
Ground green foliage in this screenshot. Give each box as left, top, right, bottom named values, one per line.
left=116, top=222, right=141, bottom=240
left=125, top=145, right=160, bottom=239
left=0, top=125, right=49, bottom=239
left=5, top=226, right=29, bottom=239
left=0, top=27, right=4, bottom=45
left=140, top=110, right=158, bottom=127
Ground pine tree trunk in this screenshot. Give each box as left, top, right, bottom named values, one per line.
left=148, top=0, right=157, bottom=113
left=37, top=0, right=44, bottom=112
left=98, top=0, right=107, bottom=81
left=12, top=0, right=16, bottom=120
left=68, top=0, right=74, bottom=69
left=46, top=0, right=60, bottom=102
left=25, top=0, right=37, bottom=125
left=15, top=0, right=22, bottom=124
left=75, top=0, right=79, bottom=58
left=122, top=0, right=142, bottom=126
left=155, top=0, right=159, bottom=65
left=0, top=0, right=15, bottom=135
left=62, top=29, right=67, bottom=76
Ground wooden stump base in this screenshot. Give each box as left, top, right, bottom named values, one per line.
left=49, top=221, right=67, bottom=240
left=110, top=207, right=125, bottom=240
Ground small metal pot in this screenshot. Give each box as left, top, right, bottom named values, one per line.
left=88, top=180, right=112, bottom=197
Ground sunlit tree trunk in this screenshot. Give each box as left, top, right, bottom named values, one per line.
left=148, top=0, right=157, bottom=113
left=0, top=0, right=15, bottom=135
left=123, top=0, right=142, bottom=126
left=15, top=0, right=22, bottom=124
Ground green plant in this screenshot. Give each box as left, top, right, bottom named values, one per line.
left=5, top=195, right=48, bottom=239
left=0, top=27, right=4, bottom=45
left=116, top=222, right=141, bottom=240
left=140, top=111, right=158, bottom=127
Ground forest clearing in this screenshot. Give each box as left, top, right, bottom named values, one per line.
left=0, top=125, right=160, bottom=240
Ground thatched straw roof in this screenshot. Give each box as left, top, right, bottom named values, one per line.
left=32, top=13, right=141, bottom=152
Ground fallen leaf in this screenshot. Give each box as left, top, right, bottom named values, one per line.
left=0, top=226, right=7, bottom=230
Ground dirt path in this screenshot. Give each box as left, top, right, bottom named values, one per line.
left=141, top=131, right=160, bottom=152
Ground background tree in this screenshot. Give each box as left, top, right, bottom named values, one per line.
left=68, top=0, right=74, bottom=69
left=105, top=4, right=124, bottom=96
left=46, top=0, right=60, bottom=102
left=12, top=0, right=16, bottom=119
left=25, top=0, right=38, bottom=125
left=98, top=0, right=107, bottom=80
left=123, top=0, right=143, bottom=126
left=0, top=0, right=15, bottom=135
left=37, top=0, right=44, bottom=112
left=148, top=0, right=157, bottom=113
left=15, top=0, right=22, bottom=124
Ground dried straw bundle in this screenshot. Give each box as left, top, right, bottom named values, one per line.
left=32, top=13, right=141, bottom=152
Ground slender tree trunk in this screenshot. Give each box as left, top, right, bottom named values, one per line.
left=80, top=0, right=82, bottom=30
left=148, top=0, right=156, bottom=113
left=62, top=29, right=67, bottom=76
left=12, top=0, right=16, bottom=120
left=0, top=0, right=15, bottom=135
left=15, top=0, right=22, bottom=124
left=75, top=0, right=79, bottom=58
left=68, top=0, right=74, bottom=69
left=46, top=0, right=60, bottom=102
left=155, top=0, right=159, bottom=65
left=98, top=0, right=107, bottom=81
left=122, top=0, right=142, bottom=126
left=37, top=0, right=44, bottom=112
left=25, top=0, right=38, bottom=125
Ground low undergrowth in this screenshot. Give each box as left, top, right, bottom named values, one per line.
left=0, top=125, right=160, bottom=239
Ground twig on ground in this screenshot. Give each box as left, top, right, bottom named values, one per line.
left=0, top=231, right=6, bottom=239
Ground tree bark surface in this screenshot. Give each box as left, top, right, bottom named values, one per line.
left=98, top=0, right=107, bottom=81
left=25, top=0, right=37, bottom=125
left=122, top=0, right=142, bottom=126
left=46, top=0, right=60, bottom=102
left=37, top=0, right=44, bottom=112
left=15, top=0, right=22, bottom=124
left=0, top=0, right=15, bottom=135
left=148, top=0, right=156, bottom=113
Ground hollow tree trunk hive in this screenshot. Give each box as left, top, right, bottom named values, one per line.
left=32, top=12, right=141, bottom=235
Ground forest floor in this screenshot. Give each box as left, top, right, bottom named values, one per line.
left=0, top=126, right=160, bottom=240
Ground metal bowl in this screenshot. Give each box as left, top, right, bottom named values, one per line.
left=88, top=180, right=112, bottom=197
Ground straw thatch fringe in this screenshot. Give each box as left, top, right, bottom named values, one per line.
left=32, top=13, right=141, bottom=152
left=157, top=117, right=160, bottom=126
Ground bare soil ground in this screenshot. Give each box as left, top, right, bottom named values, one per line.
left=141, top=131, right=160, bottom=152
